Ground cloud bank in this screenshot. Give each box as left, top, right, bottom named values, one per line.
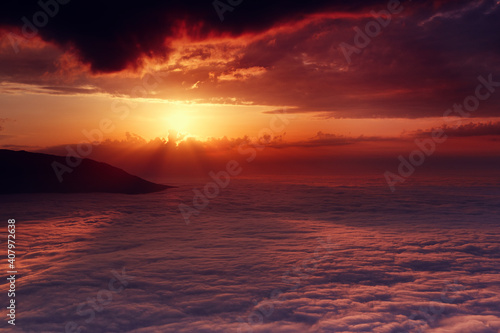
left=1, top=179, right=499, bottom=332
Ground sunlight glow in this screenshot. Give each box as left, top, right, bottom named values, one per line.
left=166, top=111, right=192, bottom=132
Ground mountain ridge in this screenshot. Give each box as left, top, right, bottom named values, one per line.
left=0, top=149, right=172, bottom=194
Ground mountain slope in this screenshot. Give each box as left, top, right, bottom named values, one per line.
left=0, top=149, right=172, bottom=194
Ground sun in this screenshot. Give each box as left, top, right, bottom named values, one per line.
left=166, top=111, right=191, bottom=132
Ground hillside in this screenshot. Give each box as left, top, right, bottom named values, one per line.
left=0, top=149, right=172, bottom=194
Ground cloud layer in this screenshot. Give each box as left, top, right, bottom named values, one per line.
left=1, top=179, right=500, bottom=332
left=33, top=121, right=500, bottom=179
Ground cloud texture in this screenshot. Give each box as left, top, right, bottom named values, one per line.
left=1, top=179, right=499, bottom=332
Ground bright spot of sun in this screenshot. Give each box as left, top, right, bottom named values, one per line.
left=166, top=111, right=191, bottom=132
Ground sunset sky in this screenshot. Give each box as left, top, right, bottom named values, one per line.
left=3, top=2, right=500, bottom=332
left=1, top=0, right=500, bottom=179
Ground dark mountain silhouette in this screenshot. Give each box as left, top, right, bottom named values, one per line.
left=0, top=149, right=172, bottom=194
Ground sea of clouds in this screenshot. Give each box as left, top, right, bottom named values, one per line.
left=1, top=176, right=499, bottom=332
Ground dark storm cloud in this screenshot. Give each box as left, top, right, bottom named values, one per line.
left=0, top=0, right=386, bottom=73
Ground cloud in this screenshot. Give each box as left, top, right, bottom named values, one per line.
left=428, top=315, right=500, bottom=333
left=1, top=1, right=500, bottom=118
left=1, top=144, right=41, bottom=149
left=276, top=131, right=387, bottom=148
left=2, top=179, right=500, bottom=332
left=0, top=0, right=385, bottom=73
left=413, top=121, right=500, bottom=138
left=0, top=118, right=13, bottom=132
left=0, top=82, right=102, bottom=96
left=164, top=0, right=500, bottom=118
left=31, top=126, right=500, bottom=180
left=419, top=0, right=490, bottom=25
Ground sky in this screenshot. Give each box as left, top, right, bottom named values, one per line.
left=0, top=0, right=499, bottom=179
left=1, top=3, right=500, bottom=331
